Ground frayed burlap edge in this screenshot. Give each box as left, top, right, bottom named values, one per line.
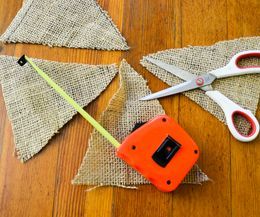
left=0, top=55, right=118, bottom=162
left=0, top=0, right=129, bottom=51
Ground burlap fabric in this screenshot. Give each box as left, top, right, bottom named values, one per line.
left=0, top=0, right=129, bottom=50
left=141, top=37, right=260, bottom=134
left=73, top=60, right=209, bottom=188
left=0, top=55, right=118, bottom=162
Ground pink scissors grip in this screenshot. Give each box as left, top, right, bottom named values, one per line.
left=234, top=51, right=260, bottom=69
left=211, top=50, right=260, bottom=78
left=206, top=90, right=259, bottom=142
left=231, top=110, right=257, bottom=138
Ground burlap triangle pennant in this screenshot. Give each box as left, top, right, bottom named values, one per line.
left=0, top=55, right=118, bottom=162
left=141, top=37, right=260, bottom=134
left=0, top=0, right=129, bottom=50
left=73, top=60, right=209, bottom=188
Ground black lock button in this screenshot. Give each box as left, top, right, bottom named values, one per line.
left=152, top=136, right=181, bottom=167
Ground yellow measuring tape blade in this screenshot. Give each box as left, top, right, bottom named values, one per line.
left=23, top=55, right=120, bottom=148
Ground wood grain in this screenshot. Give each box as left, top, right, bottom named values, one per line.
left=0, top=0, right=259, bottom=217
left=227, top=1, right=260, bottom=217
left=175, top=1, right=231, bottom=217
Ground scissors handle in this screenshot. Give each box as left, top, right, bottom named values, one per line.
left=210, top=50, right=260, bottom=78
left=206, top=90, right=259, bottom=142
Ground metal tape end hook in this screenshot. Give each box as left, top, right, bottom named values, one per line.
left=17, top=55, right=27, bottom=66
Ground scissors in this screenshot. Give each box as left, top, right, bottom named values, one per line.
left=140, top=50, right=260, bottom=142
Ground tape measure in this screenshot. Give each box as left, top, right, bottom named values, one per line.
left=18, top=55, right=199, bottom=192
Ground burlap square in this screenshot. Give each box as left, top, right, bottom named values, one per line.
left=141, top=37, right=260, bottom=134
left=73, top=60, right=209, bottom=188
left=0, top=0, right=129, bottom=50
left=0, top=55, right=118, bottom=162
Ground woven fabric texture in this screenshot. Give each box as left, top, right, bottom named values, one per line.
left=141, top=37, right=260, bottom=134
left=0, top=55, right=118, bottom=162
left=0, top=0, right=129, bottom=50
left=73, top=60, right=209, bottom=188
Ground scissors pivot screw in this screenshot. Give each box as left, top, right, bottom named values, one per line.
left=195, top=77, right=205, bottom=86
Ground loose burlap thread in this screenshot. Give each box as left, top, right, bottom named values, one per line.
left=0, top=0, right=129, bottom=50
left=73, top=60, right=209, bottom=188
left=141, top=37, right=260, bottom=134
left=0, top=55, right=118, bottom=162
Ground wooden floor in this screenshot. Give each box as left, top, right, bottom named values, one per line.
left=0, top=0, right=259, bottom=216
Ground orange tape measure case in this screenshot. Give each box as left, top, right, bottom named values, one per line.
left=117, top=115, right=199, bottom=192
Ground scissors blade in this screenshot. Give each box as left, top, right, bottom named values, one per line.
left=141, top=57, right=217, bottom=100
left=140, top=80, right=198, bottom=100
left=145, top=57, right=197, bottom=80
left=140, top=74, right=216, bottom=100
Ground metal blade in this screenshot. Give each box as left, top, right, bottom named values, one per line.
left=140, top=74, right=216, bottom=100
left=145, top=57, right=197, bottom=81
left=140, top=57, right=217, bottom=100
left=140, top=80, right=197, bottom=100
left=145, top=57, right=215, bottom=92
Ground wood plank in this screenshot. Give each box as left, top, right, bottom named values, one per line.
left=0, top=1, right=59, bottom=217
left=181, top=0, right=228, bottom=46
left=174, top=1, right=232, bottom=217
left=111, top=1, right=178, bottom=216
left=51, top=0, right=123, bottom=216
left=227, top=1, right=260, bottom=217
left=0, top=121, right=59, bottom=217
